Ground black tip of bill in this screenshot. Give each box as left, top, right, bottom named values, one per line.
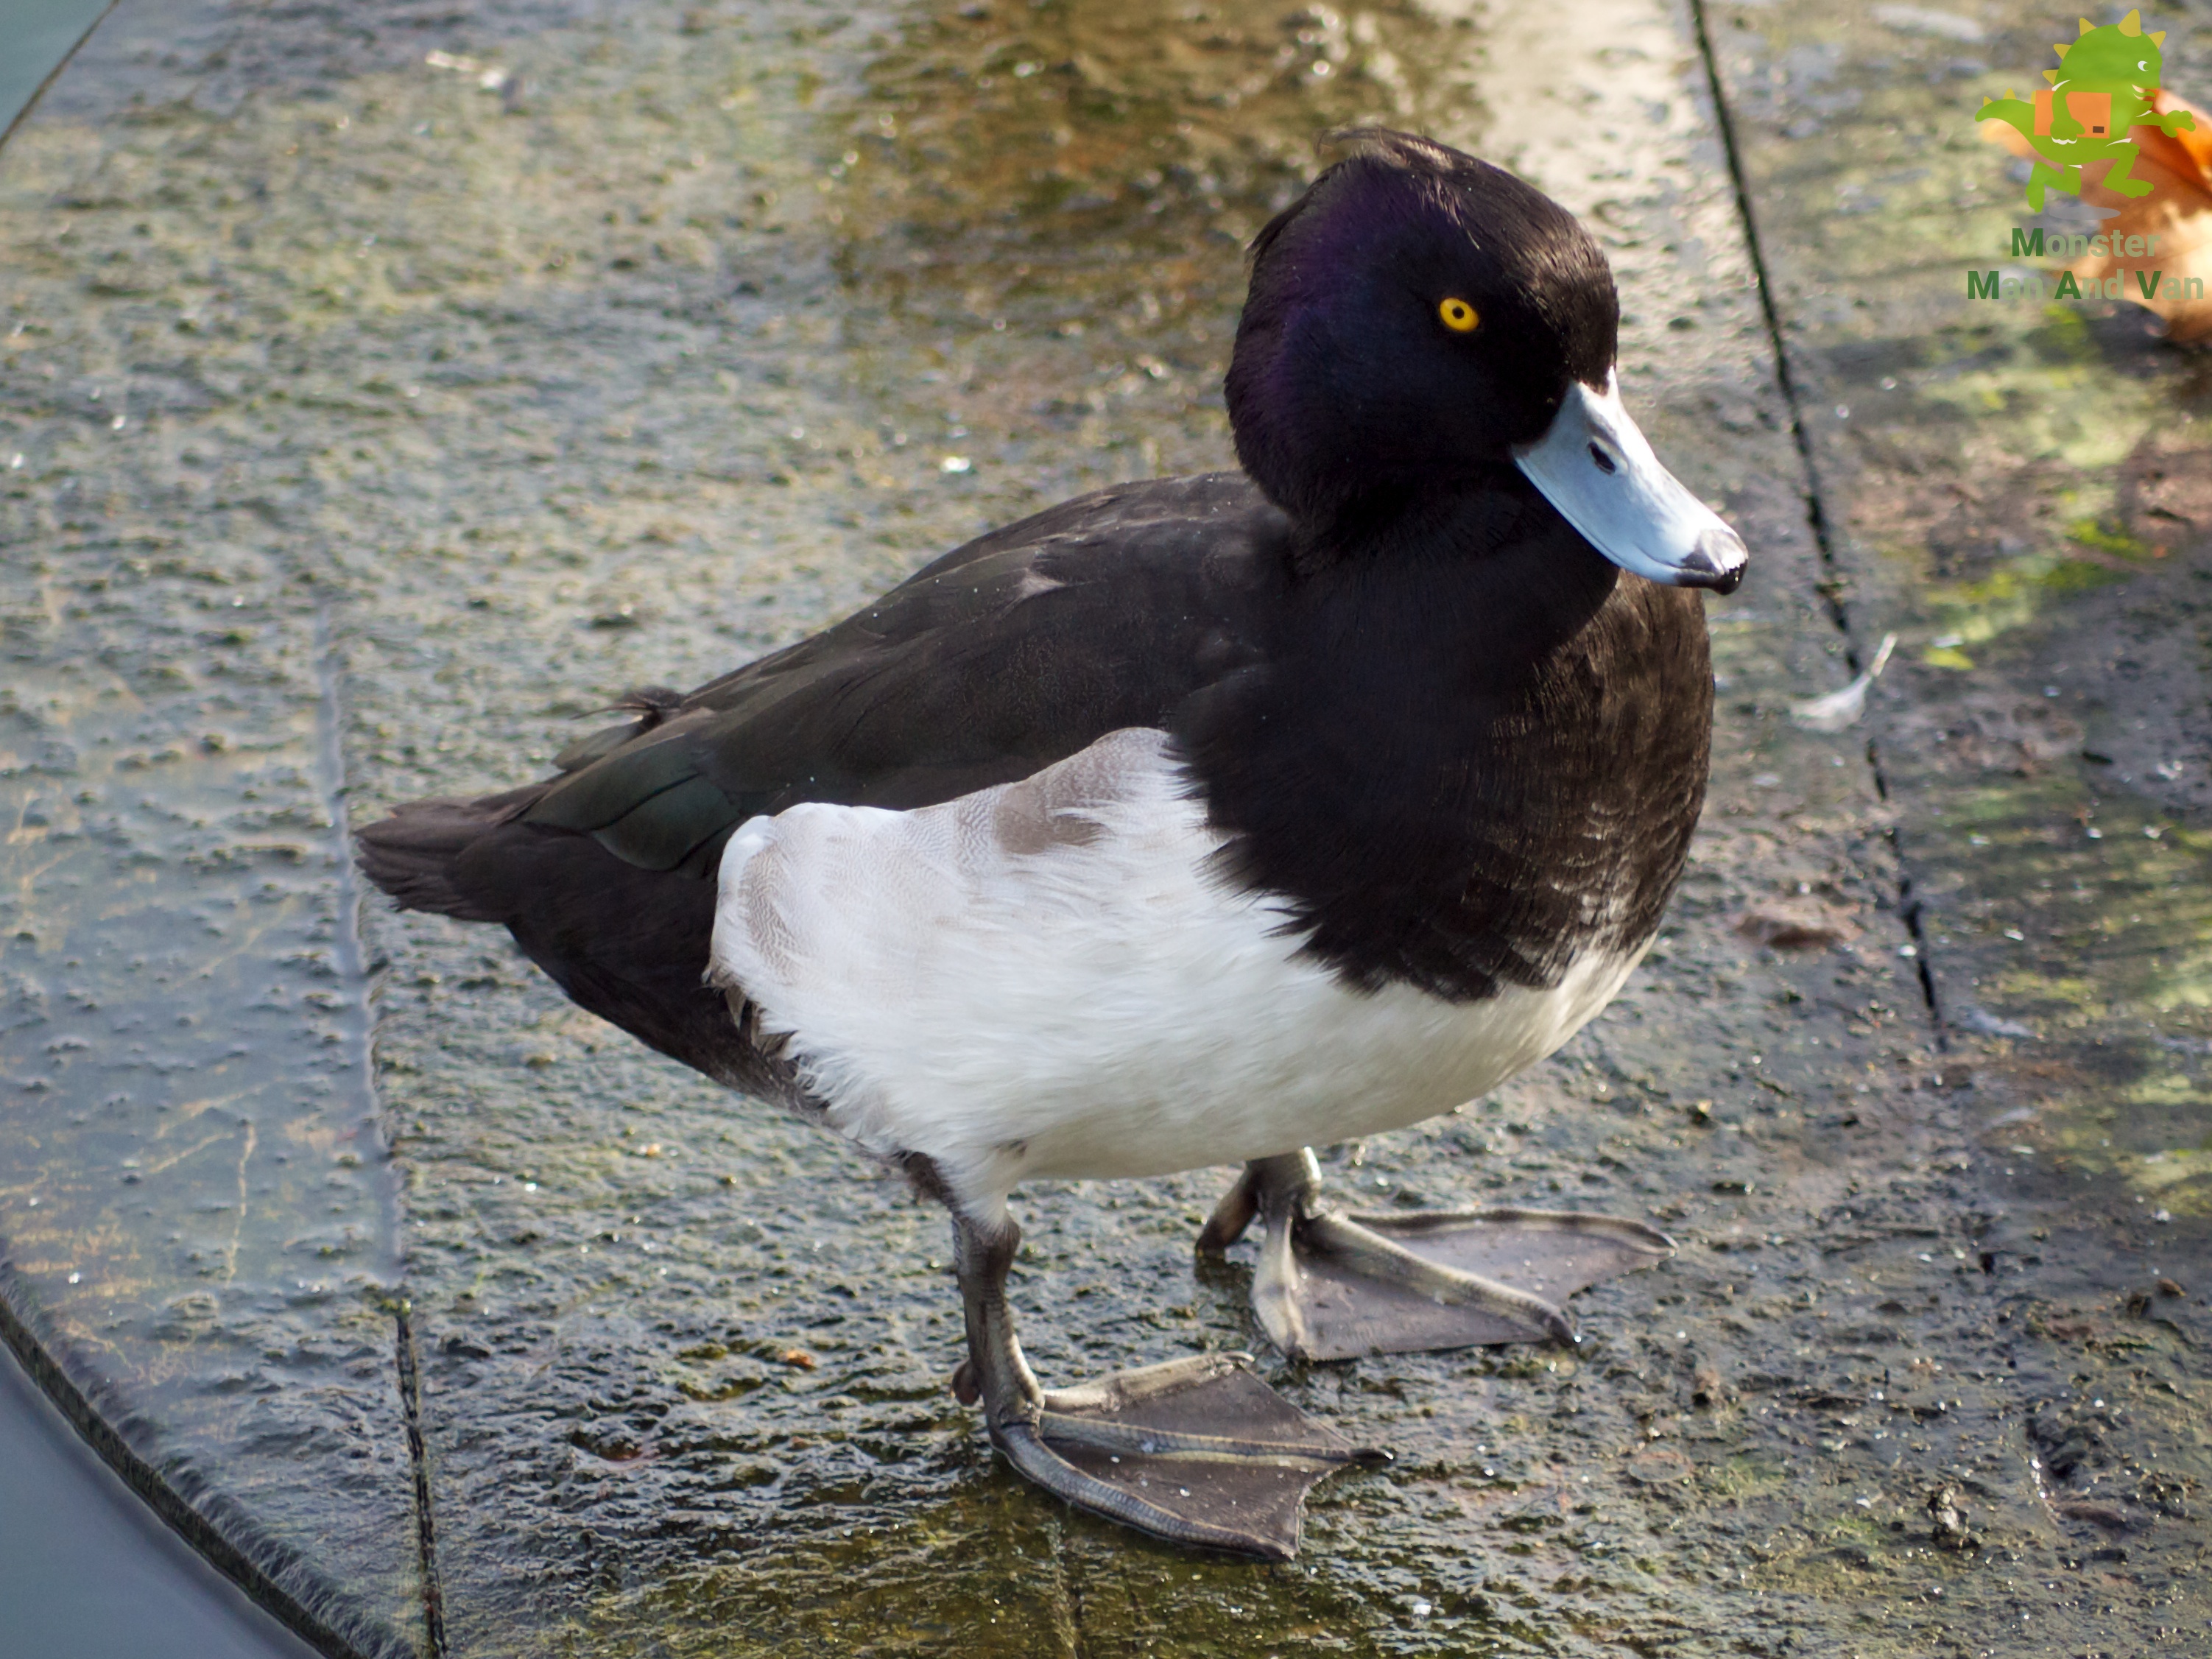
left=1678, top=526, right=1749, bottom=595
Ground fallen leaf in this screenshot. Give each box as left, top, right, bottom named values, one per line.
left=1983, top=88, right=2212, bottom=342
left=1624, top=1447, right=1694, bottom=1485
left=2054, top=1498, right=2139, bottom=1532
left=2037, top=1317, right=2101, bottom=1341
left=1733, top=901, right=1862, bottom=949
left=777, top=1347, right=818, bottom=1370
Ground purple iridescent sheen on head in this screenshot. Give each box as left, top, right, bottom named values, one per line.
left=1224, top=131, right=1619, bottom=538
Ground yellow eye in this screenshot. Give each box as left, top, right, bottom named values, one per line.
left=1438, top=297, right=1479, bottom=333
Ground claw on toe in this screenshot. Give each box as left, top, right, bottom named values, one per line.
left=1194, top=1165, right=1261, bottom=1254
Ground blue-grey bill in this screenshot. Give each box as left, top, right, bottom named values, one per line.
left=1512, top=373, right=1748, bottom=594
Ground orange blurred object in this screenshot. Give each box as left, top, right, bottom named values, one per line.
left=2033, top=88, right=2114, bottom=135
left=1984, top=88, right=2212, bottom=342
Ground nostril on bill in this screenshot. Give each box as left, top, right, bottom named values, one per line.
left=1587, top=443, right=1617, bottom=475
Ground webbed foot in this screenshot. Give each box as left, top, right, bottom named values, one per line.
left=953, top=1211, right=1379, bottom=1559
left=1200, top=1150, right=1673, bottom=1362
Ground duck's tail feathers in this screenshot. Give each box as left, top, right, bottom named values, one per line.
left=353, top=784, right=546, bottom=922
left=354, top=785, right=780, bottom=1095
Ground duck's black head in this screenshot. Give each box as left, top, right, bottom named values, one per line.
left=1227, top=130, right=1745, bottom=592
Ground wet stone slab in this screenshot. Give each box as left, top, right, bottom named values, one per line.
left=1708, top=0, right=2212, bottom=1649
left=0, top=68, right=423, bottom=1656
left=0, top=0, right=2206, bottom=1655
left=0, top=12, right=440, bottom=1641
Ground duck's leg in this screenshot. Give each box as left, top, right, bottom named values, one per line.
left=1197, top=1149, right=1672, bottom=1363
left=947, top=1206, right=1382, bottom=1560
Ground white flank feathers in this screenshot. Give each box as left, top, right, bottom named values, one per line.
left=711, top=728, right=1640, bottom=1216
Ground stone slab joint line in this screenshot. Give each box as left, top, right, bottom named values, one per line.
left=311, top=605, right=388, bottom=1201
left=391, top=1306, right=449, bottom=1659
left=1682, top=0, right=1848, bottom=641
left=315, top=606, right=439, bottom=1652
left=1684, top=0, right=1946, bottom=1037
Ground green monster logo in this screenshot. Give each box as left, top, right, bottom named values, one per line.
left=1977, top=9, right=2197, bottom=211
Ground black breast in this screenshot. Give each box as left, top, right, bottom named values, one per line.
left=1174, top=485, right=1713, bottom=1003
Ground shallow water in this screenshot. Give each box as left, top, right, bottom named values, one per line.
left=0, top=1336, right=318, bottom=1659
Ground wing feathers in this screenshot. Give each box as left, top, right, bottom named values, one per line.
left=519, top=473, right=1286, bottom=873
